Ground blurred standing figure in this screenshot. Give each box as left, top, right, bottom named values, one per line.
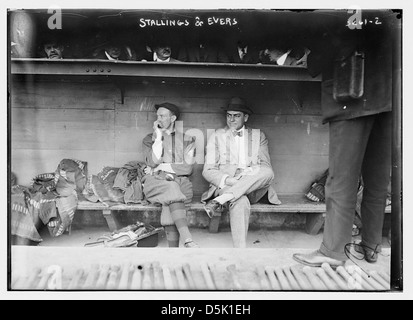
left=293, top=15, right=393, bottom=267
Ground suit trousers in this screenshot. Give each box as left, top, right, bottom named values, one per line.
left=219, top=166, right=274, bottom=247
left=320, top=112, right=392, bottom=260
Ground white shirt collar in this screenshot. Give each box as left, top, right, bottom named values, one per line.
left=232, top=126, right=245, bottom=136
left=276, top=49, right=292, bottom=65
left=153, top=52, right=170, bottom=62
left=105, top=51, right=116, bottom=61
left=238, top=46, right=247, bottom=57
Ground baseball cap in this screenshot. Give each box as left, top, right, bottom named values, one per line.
left=155, top=102, right=180, bottom=119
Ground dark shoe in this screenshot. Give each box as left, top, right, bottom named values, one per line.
left=184, top=239, right=200, bottom=248
left=204, top=200, right=224, bottom=218
left=353, top=243, right=378, bottom=263
left=293, top=250, right=345, bottom=268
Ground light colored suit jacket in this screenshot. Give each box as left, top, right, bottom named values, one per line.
left=201, top=126, right=281, bottom=204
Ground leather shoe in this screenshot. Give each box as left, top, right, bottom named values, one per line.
left=184, top=239, right=200, bottom=248
left=204, top=200, right=224, bottom=218
left=353, top=243, right=378, bottom=263
left=293, top=250, right=345, bottom=268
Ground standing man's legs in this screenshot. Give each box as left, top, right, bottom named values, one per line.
left=320, top=116, right=375, bottom=260
left=359, top=112, right=392, bottom=252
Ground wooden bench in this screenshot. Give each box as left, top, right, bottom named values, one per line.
left=76, top=197, right=391, bottom=235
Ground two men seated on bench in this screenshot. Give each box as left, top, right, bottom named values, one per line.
left=142, top=102, right=199, bottom=248
left=142, top=98, right=279, bottom=248
left=201, top=97, right=279, bottom=248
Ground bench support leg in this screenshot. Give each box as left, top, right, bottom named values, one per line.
left=102, top=210, right=121, bottom=232
left=209, top=216, right=221, bottom=233
left=305, top=213, right=325, bottom=235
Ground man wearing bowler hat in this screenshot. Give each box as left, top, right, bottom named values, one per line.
left=142, top=102, right=198, bottom=248
left=202, top=97, right=278, bottom=248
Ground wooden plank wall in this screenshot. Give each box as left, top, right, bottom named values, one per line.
left=11, top=78, right=328, bottom=197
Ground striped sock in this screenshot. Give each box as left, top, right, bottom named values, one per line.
left=169, top=202, right=192, bottom=242
left=164, top=225, right=180, bottom=247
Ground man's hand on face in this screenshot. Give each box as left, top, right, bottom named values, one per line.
left=153, top=120, right=163, bottom=140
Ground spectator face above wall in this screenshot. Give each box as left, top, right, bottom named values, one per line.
left=44, top=43, right=64, bottom=59
left=154, top=45, right=172, bottom=61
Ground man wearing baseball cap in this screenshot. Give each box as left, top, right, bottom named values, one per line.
left=142, top=102, right=198, bottom=248
left=202, top=97, right=278, bottom=248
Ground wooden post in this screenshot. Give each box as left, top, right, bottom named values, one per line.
left=102, top=210, right=121, bottom=232
left=208, top=215, right=221, bottom=233
left=305, top=213, right=325, bottom=235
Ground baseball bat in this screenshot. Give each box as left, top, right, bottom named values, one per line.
left=151, top=262, right=162, bottom=289
left=46, top=265, right=63, bottom=290
left=200, top=262, right=215, bottom=290
left=68, top=268, right=84, bottom=290
left=282, top=266, right=301, bottom=291
left=359, top=271, right=387, bottom=291
left=208, top=263, right=224, bottom=290
left=256, top=265, right=271, bottom=290
left=336, top=266, right=359, bottom=290
left=227, top=264, right=242, bottom=290
left=182, top=263, right=197, bottom=290
left=264, top=266, right=282, bottom=291
left=162, top=264, right=175, bottom=290
left=290, top=266, right=313, bottom=291
left=141, top=263, right=152, bottom=290
left=316, top=268, right=339, bottom=290
left=152, top=261, right=164, bottom=290
left=28, top=267, right=42, bottom=289
left=175, top=265, right=188, bottom=290
left=118, top=262, right=131, bottom=290
left=345, top=265, right=373, bottom=291
left=36, top=267, right=53, bottom=290
left=106, top=268, right=119, bottom=290
left=83, top=263, right=100, bottom=290
left=302, top=266, right=327, bottom=291
left=274, top=267, right=292, bottom=290
left=130, top=266, right=142, bottom=290
left=321, top=263, right=350, bottom=291
left=377, top=270, right=391, bottom=285
left=95, top=264, right=110, bottom=289
left=368, top=270, right=390, bottom=290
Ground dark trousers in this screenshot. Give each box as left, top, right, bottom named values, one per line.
left=320, top=112, right=392, bottom=260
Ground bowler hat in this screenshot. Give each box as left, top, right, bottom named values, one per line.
left=225, top=97, right=252, bottom=114
left=155, top=102, right=180, bottom=119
